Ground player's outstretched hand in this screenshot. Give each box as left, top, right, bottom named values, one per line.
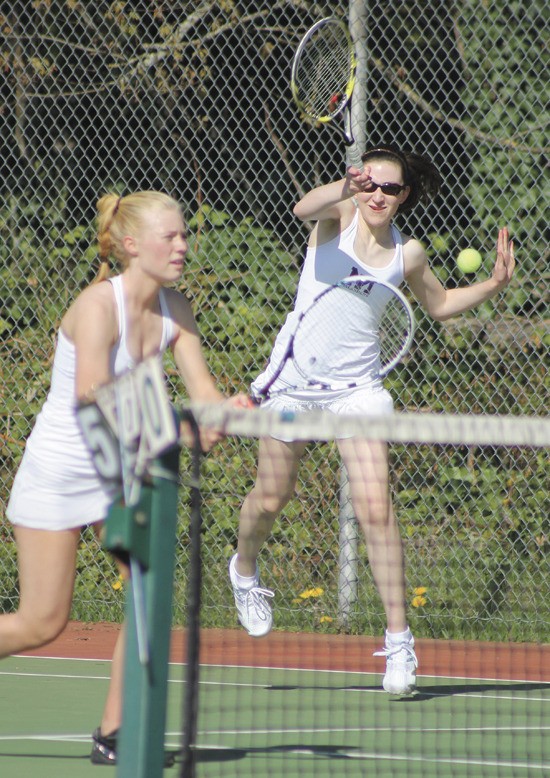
left=346, top=164, right=372, bottom=197
left=194, top=394, right=254, bottom=452
left=492, top=227, right=515, bottom=289
left=226, top=394, right=255, bottom=410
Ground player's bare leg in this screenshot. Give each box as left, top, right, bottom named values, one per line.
left=231, top=437, right=306, bottom=636
left=236, top=437, right=307, bottom=576
left=338, top=437, right=407, bottom=630
left=0, top=526, right=79, bottom=657
left=99, top=623, right=126, bottom=736
left=338, top=437, right=416, bottom=694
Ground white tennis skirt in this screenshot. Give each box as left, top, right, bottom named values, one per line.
left=7, top=416, right=119, bottom=531
left=259, top=385, right=394, bottom=442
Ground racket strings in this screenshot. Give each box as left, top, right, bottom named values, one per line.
left=292, top=285, right=380, bottom=383
left=291, top=282, right=413, bottom=385
left=378, top=296, right=412, bottom=369
left=296, top=26, right=353, bottom=118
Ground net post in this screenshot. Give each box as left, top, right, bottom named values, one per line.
left=114, top=443, right=181, bottom=778
left=180, top=409, right=203, bottom=778
left=337, top=466, right=359, bottom=628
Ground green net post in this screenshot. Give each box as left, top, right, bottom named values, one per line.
left=104, top=444, right=181, bottom=778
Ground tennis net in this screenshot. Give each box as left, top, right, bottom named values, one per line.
left=178, top=405, right=550, bottom=778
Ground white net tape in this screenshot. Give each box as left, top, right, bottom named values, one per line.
left=185, top=405, right=550, bottom=448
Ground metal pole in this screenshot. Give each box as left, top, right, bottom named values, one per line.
left=347, top=0, right=368, bottom=163
left=180, top=410, right=203, bottom=778
left=338, top=0, right=368, bottom=625
left=113, top=444, right=181, bottom=778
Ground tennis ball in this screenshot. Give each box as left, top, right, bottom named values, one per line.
left=456, top=248, right=482, bottom=274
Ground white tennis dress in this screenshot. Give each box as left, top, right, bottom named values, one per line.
left=251, top=210, right=405, bottom=416
left=6, top=276, right=174, bottom=531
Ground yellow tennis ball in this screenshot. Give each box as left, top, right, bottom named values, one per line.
left=456, top=248, right=482, bottom=273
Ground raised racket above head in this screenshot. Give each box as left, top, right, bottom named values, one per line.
left=291, top=16, right=363, bottom=169
left=254, top=276, right=415, bottom=401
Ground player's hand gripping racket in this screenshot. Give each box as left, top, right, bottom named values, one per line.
left=254, top=276, right=415, bottom=401
left=291, top=16, right=363, bottom=169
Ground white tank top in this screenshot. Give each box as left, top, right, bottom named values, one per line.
left=294, top=210, right=404, bottom=311
left=44, top=275, right=174, bottom=409
left=251, top=212, right=405, bottom=397
left=109, top=274, right=174, bottom=373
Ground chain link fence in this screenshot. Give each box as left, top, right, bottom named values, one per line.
left=1, top=2, right=548, bottom=640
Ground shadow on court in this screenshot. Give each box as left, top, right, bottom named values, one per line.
left=398, top=680, right=550, bottom=701
left=267, top=680, right=549, bottom=700
left=194, top=743, right=361, bottom=764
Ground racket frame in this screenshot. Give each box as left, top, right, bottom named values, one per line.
left=291, top=16, right=362, bottom=167
left=255, top=276, right=415, bottom=401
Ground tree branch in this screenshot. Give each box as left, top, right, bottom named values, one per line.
left=373, top=56, right=549, bottom=154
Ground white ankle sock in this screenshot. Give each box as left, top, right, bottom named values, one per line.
left=232, top=559, right=258, bottom=589
left=386, top=627, right=413, bottom=644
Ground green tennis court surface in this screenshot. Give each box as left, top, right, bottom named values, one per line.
left=0, top=655, right=548, bottom=777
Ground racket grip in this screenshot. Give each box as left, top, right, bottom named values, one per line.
left=346, top=144, right=363, bottom=170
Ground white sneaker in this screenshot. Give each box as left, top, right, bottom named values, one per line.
left=374, top=633, right=418, bottom=695
left=229, top=554, right=274, bottom=638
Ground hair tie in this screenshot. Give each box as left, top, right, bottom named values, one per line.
left=112, top=195, right=123, bottom=218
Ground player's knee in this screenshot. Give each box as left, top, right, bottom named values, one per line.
left=19, top=612, right=68, bottom=649
left=260, top=490, right=293, bottom=515
left=248, top=483, right=295, bottom=516
left=356, top=502, right=392, bottom=530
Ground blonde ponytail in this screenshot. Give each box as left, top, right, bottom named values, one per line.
left=93, top=194, right=124, bottom=283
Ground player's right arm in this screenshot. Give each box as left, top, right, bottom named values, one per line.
left=293, top=167, right=372, bottom=246
left=293, top=166, right=371, bottom=223
left=61, top=283, right=118, bottom=401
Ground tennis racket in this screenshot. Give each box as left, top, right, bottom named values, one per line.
left=254, top=276, right=414, bottom=400
left=291, top=16, right=363, bottom=168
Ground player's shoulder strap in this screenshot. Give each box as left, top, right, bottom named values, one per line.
left=337, top=207, right=360, bottom=253
left=158, top=287, right=175, bottom=350
left=108, top=274, right=125, bottom=338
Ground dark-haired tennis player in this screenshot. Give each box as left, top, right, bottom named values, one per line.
left=229, top=146, right=515, bottom=695
left=3, top=191, right=251, bottom=763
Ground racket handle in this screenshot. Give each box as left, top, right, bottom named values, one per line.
left=346, top=144, right=363, bottom=170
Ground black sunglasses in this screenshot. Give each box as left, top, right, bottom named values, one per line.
left=363, top=180, right=406, bottom=196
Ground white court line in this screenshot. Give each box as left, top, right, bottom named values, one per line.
left=12, top=654, right=550, bottom=687
left=0, top=670, right=110, bottom=681
left=195, top=724, right=550, bottom=736
left=12, top=654, right=111, bottom=663
left=201, top=662, right=550, bottom=688
left=0, top=734, right=91, bottom=743
left=2, top=670, right=549, bottom=704
left=4, top=657, right=549, bottom=702
left=2, top=733, right=544, bottom=774
left=195, top=678, right=550, bottom=703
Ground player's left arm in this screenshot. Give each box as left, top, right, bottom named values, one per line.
left=166, top=289, right=251, bottom=448
left=167, top=290, right=225, bottom=404
left=405, top=227, right=515, bottom=322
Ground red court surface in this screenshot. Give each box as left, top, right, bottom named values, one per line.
left=23, top=621, right=550, bottom=682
